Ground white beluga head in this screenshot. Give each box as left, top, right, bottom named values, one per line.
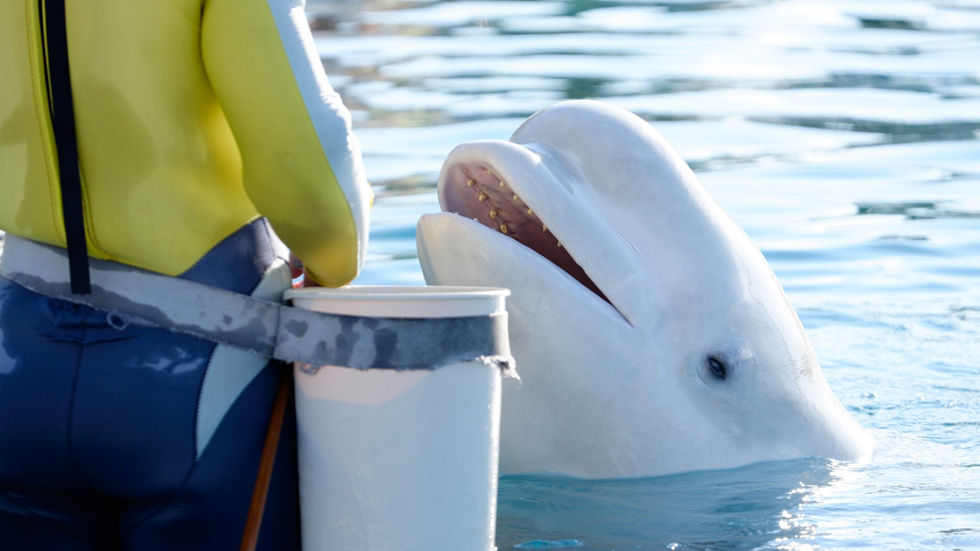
left=416, top=100, right=873, bottom=478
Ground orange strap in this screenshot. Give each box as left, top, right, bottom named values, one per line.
left=239, top=363, right=293, bottom=551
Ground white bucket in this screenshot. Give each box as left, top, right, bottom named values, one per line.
left=284, top=286, right=510, bottom=551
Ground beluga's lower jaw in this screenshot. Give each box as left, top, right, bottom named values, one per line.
left=417, top=100, right=873, bottom=478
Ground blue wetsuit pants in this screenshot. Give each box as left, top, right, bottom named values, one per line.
left=0, top=222, right=300, bottom=550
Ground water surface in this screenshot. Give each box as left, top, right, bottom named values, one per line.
left=325, top=1, right=979, bottom=548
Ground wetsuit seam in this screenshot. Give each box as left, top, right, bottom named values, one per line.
left=79, top=174, right=108, bottom=262
left=65, top=325, right=89, bottom=489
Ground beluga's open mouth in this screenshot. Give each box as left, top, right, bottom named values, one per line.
left=440, top=161, right=606, bottom=301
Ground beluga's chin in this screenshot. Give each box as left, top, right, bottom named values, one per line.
left=416, top=100, right=873, bottom=478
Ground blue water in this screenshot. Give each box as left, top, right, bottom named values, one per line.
left=319, top=1, right=980, bottom=549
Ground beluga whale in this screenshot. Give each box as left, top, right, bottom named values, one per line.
left=416, top=100, right=873, bottom=478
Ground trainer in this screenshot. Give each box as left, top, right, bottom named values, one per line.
left=0, top=0, right=370, bottom=549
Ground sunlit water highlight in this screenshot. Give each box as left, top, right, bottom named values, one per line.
left=301, top=0, right=980, bottom=549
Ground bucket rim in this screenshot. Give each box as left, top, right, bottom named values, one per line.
left=284, top=285, right=511, bottom=303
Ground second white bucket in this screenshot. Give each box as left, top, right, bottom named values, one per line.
left=284, top=286, right=511, bottom=551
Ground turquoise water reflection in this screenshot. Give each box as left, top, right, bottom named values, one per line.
left=312, top=1, right=979, bottom=549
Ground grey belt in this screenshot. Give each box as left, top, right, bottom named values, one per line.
left=0, top=235, right=513, bottom=372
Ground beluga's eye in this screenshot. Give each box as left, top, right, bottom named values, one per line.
left=705, top=355, right=728, bottom=381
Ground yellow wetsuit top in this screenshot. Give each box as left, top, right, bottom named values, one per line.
left=0, top=0, right=371, bottom=287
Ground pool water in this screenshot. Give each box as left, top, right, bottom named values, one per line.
left=310, top=1, right=980, bottom=549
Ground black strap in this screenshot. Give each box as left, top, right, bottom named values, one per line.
left=43, top=0, right=91, bottom=294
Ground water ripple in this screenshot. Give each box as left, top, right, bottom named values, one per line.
left=313, top=1, right=980, bottom=549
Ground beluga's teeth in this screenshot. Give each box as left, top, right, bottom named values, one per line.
left=489, top=209, right=498, bottom=219
left=499, top=180, right=506, bottom=187
left=467, top=179, right=475, bottom=187
left=512, top=194, right=520, bottom=202
left=499, top=224, right=509, bottom=234
left=478, top=193, right=488, bottom=202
